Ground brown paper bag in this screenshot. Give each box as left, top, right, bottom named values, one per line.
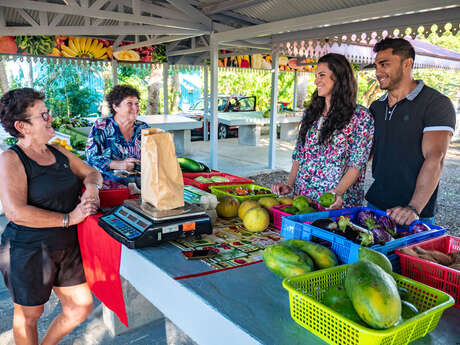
left=141, top=128, right=184, bottom=210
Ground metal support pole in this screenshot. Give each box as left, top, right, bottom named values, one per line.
left=292, top=71, right=298, bottom=109
left=268, top=49, right=280, bottom=169
left=209, top=35, right=219, bottom=170
left=111, top=60, right=118, bottom=86
left=163, top=63, right=169, bottom=115
left=203, top=66, right=209, bottom=141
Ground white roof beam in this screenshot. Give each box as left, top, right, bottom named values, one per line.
left=114, top=34, right=200, bottom=52
left=165, top=0, right=212, bottom=27
left=16, top=9, right=39, bottom=27
left=272, top=7, right=460, bottom=44
left=90, top=0, right=109, bottom=10
left=200, top=36, right=209, bottom=47
left=0, top=0, right=209, bottom=31
left=0, top=25, right=207, bottom=36
left=213, top=0, right=460, bottom=42
left=93, top=2, right=117, bottom=26
left=81, top=0, right=90, bottom=25
left=113, top=35, right=125, bottom=48
left=167, top=46, right=209, bottom=56
left=0, top=7, right=5, bottom=27
left=63, top=0, right=80, bottom=7
left=39, top=11, right=48, bottom=26
left=201, top=0, right=266, bottom=15
left=222, top=40, right=271, bottom=50
left=49, top=14, right=64, bottom=27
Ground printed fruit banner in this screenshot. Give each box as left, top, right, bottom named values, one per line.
left=218, top=52, right=316, bottom=72
left=0, top=35, right=167, bottom=63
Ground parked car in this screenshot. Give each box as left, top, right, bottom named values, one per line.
left=182, top=95, right=257, bottom=139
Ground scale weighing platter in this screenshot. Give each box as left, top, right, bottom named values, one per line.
left=98, top=198, right=212, bottom=249
left=123, top=198, right=206, bottom=222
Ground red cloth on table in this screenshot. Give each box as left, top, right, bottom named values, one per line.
left=78, top=214, right=128, bottom=327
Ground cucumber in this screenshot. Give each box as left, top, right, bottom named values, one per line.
left=178, top=157, right=204, bottom=172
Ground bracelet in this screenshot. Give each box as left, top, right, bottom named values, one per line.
left=87, top=182, right=102, bottom=190
left=62, top=213, right=69, bottom=228
left=406, top=205, right=420, bottom=217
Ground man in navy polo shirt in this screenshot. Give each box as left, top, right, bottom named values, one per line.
left=366, top=38, right=456, bottom=225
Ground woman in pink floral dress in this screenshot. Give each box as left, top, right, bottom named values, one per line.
left=272, top=53, right=374, bottom=208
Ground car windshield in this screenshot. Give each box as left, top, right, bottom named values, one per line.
left=190, top=98, right=228, bottom=111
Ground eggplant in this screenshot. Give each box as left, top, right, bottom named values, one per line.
left=337, top=216, right=375, bottom=245
left=377, top=216, right=397, bottom=237
left=370, top=227, right=394, bottom=245
left=411, top=222, right=431, bottom=233
left=357, top=210, right=379, bottom=230
left=311, top=218, right=338, bottom=232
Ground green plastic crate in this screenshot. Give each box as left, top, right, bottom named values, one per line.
left=209, top=184, right=276, bottom=202
left=282, top=264, right=454, bottom=345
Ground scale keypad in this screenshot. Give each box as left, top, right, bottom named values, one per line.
left=102, top=214, right=142, bottom=239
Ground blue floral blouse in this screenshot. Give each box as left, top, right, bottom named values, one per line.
left=85, top=116, right=149, bottom=173
left=292, top=105, right=374, bottom=207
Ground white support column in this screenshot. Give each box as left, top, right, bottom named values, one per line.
left=209, top=35, right=219, bottom=170
left=268, top=49, right=279, bottom=169
left=163, top=63, right=169, bottom=115
left=111, top=60, right=118, bottom=86
left=292, top=71, right=297, bottom=109
left=203, top=66, right=209, bottom=141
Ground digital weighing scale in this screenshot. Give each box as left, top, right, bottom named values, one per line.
left=98, top=198, right=212, bottom=249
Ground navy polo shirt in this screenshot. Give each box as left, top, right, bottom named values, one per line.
left=365, top=80, right=456, bottom=218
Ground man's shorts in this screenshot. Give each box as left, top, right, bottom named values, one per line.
left=0, top=240, right=87, bottom=306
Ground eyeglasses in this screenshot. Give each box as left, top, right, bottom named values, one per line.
left=122, top=100, right=140, bottom=108
left=26, top=111, right=52, bottom=122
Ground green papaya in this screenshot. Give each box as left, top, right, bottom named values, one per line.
left=283, top=239, right=338, bottom=269
left=358, top=247, right=393, bottom=274
left=263, top=244, right=314, bottom=278
left=398, top=286, right=409, bottom=300
left=296, top=205, right=316, bottom=214
left=401, top=300, right=419, bottom=319
left=318, top=192, right=336, bottom=207
left=282, top=206, right=298, bottom=215
left=323, top=285, right=348, bottom=307
left=344, top=260, right=401, bottom=329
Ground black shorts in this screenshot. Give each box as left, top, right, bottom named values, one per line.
left=0, top=241, right=87, bottom=306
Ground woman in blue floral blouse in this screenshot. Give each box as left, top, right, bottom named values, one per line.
left=85, top=85, right=149, bottom=173
left=272, top=53, right=374, bottom=209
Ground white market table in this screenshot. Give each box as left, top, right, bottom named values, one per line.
left=205, top=112, right=303, bottom=145
left=138, top=115, right=202, bottom=155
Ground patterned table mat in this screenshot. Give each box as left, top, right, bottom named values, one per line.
left=170, top=218, right=282, bottom=270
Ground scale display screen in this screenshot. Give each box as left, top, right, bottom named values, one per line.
left=114, top=206, right=152, bottom=232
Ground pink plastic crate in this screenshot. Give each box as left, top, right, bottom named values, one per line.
left=183, top=172, right=253, bottom=192
left=395, top=235, right=460, bottom=308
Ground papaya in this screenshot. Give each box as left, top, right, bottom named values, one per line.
left=398, top=286, right=409, bottom=300
left=323, top=285, right=364, bottom=324
left=283, top=239, right=338, bottom=269
left=401, top=300, right=419, bottom=319
left=358, top=247, right=393, bottom=274
left=263, top=244, right=314, bottom=278
left=282, top=206, right=298, bottom=215
left=344, top=260, right=401, bottom=329
left=323, top=285, right=348, bottom=307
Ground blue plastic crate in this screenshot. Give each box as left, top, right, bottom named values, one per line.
left=280, top=206, right=445, bottom=271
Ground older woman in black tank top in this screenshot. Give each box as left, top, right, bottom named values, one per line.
left=0, top=88, right=102, bottom=345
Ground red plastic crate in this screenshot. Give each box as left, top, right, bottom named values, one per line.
left=271, top=203, right=326, bottom=230
left=183, top=172, right=253, bottom=192
left=395, top=235, right=460, bottom=308
left=99, top=179, right=131, bottom=208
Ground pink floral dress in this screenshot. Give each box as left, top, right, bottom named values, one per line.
left=292, top=105, right=374, bottom=207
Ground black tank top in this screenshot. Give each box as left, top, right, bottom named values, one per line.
left=1, top=145, right=82, bottom=249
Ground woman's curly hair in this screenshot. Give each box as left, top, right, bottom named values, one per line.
left=0, top=88, right=45, bottom=138
left=298, top=53, right=357, bottom=146
left=106, top=84, right=140, bottom=115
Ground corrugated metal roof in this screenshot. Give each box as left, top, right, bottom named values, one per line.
left=233, top=0, right=382, bottom=22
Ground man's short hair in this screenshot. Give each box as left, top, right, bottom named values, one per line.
left=373, top=38, right=415, bottom=61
